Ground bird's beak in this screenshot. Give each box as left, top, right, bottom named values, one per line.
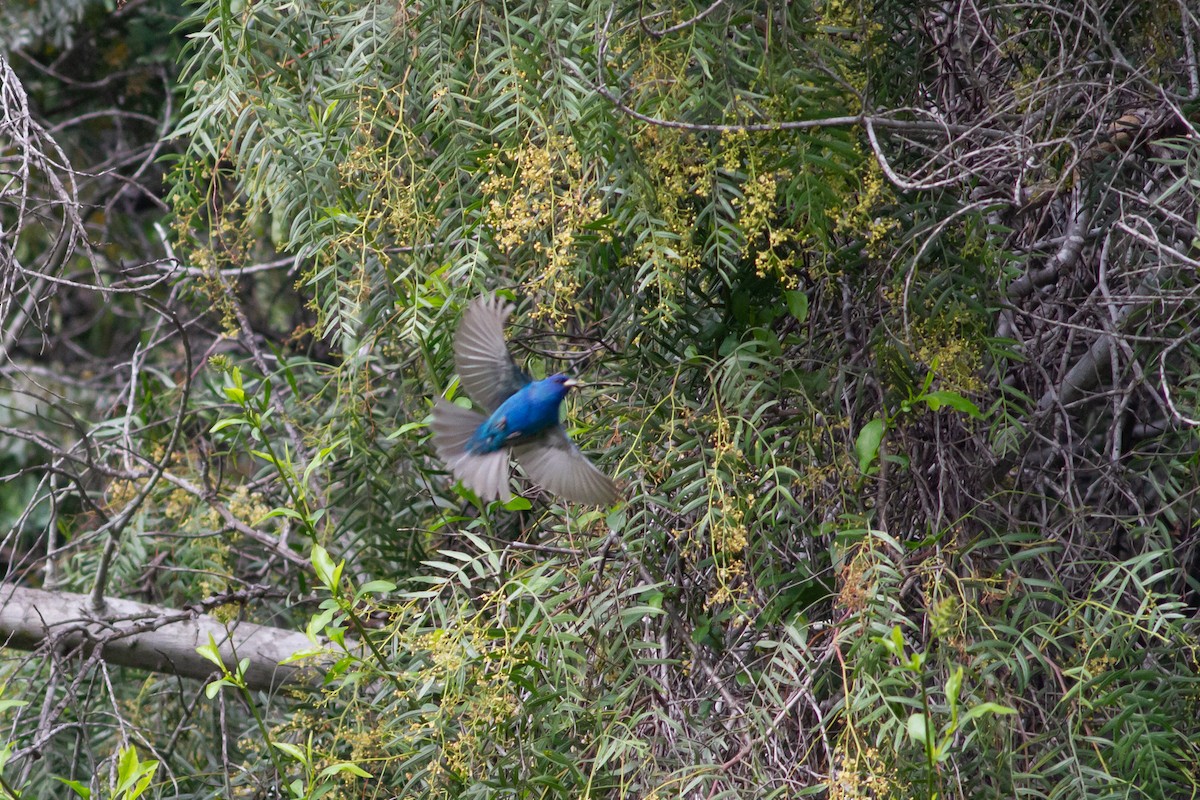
left=562, top=377, right=582, bottom=388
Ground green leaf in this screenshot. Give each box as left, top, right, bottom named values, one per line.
left=312, top=545, right=336, bottom=588
left=116, top=746, right=137, bottom=789
left=855, top=418, right=886, bottom=473
left=906, top=712, right=928, bottom=746
left=873, top=625, right=907, bottom=659
left=358, top=579, right=396, bottom=596
left=388, top=420, right=427, bottom=438
left=502, top=495, right=532, bottom=511
left=260, top=506, right=306, bottom=522
left=961, top=702, right=1018, bottom=724
left=302, top=441, right=340, bottom=487
left=946, top=665, right=964, bottom=713
left=784, top=290, right=809, bottom=323
left=317, top=762, right=372, bottom=779
left=921, top=390, right=984, bottom=418
left=250, top=449, right=283, bottom=468
left=279, top=646, right=329, bottom=665
left=196, top=635, right=225, bottom=669
left=209, top=417, right=248, bottom=433
left=272, top=741, right=308, bottom=764
left=114, top=745, right=157, bottom=800
left=54, top=777, right=91, bottom=799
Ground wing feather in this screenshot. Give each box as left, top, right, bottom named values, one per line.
left=512, top=427, right=618, bottom=506
left=453, top=449, right=511, bottom=502
left=431, top=398, right=513, bottom=502
left=455, top=295, right=529, bottom=412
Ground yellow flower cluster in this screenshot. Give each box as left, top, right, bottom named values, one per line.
left=459, top=679, right=518, bottom=731
left=817, top=0, right=878, bottom=95
left=737, top=171, right=778, bottom=243
left=836, top=547, right=875, bottom=613
left=481, top=136, right=605, bottom=321
left=829, top=745, right=901, bottom=800
left=723, top=129, right=809, bottom=287
left=105, top=478, right=140, bottom=511
left=712, top=494, right=749, bottom=556
left=704, top=559, right=749, bottom=611
left=163, top=488, right=196, bottom=522
left=707, top=411, right=749, bottom=554
left=404, top=620, right=527, bottom=792
left=1084, top=653, right=1117, bottom=678
left=173, top=203, right=253, bottom=337
left=832, top=159, right=899, bottom=261
left=227, top=484, right=271, bottom=527
left=929, top=594, right=961, bottom=641
left=627, top=127, right=708, bottom=309
left=910, top=316, right=984, bottom=395
left=417, top=628, right=471, bottom=677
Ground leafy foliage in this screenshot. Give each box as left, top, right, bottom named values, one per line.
left=1, top=0, right=1199, bottom=798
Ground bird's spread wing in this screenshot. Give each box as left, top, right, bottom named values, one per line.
left=452, top=448, right=512, bottom=502
left=430, top=398, right=513, bottom=502
left=430, top=398, right=483, bottom=462
left=512, top=426, right=618, bottom=506
left=455, top=295, right=530, bottom=412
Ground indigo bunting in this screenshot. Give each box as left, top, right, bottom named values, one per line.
left=431, top=295, right=618, bottom=505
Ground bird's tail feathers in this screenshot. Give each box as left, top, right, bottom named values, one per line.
left=452, top=448, right=511, bottom=502
left=431, top=398, right=482, bottom=461
left=431, top=399, right=513, bottom=502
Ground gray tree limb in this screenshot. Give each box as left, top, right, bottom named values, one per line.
left=0, top=585, right=329, bottom=692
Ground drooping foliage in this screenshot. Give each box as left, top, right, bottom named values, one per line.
left=1, top=0, right=1199, bottom=798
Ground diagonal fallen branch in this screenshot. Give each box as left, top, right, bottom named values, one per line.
left=0, top=585, right=331, bottom=692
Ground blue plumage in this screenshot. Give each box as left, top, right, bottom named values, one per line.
left=430, top=296, right=618, bottom=505
left=466, top=375, right=576, bottom=454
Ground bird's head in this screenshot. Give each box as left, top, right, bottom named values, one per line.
left=548, top=373, right=581, bottom=390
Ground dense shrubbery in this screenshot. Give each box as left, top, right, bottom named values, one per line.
left=1, top=0, right=1199, bottom=797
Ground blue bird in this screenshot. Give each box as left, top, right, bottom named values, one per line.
left=430, top=295, right=618, bottom=505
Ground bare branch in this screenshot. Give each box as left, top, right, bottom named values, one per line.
left=0, top=584, right=330, bottom=692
